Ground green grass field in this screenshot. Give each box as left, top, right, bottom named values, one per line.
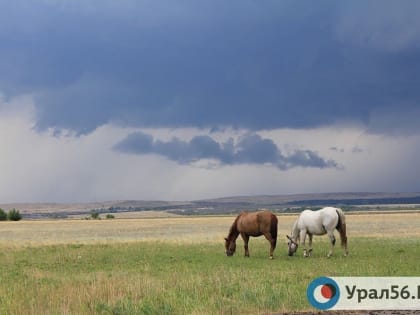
left=1, top=236, right=419, bottom=314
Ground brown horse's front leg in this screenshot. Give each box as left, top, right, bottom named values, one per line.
left=241, top=233, right=250, bottom=257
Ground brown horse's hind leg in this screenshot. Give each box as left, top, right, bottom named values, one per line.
left=263, top=233, right=276, bottom=259
left=241, top=233, right=250, bottom=257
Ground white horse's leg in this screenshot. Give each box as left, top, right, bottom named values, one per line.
left=300, top=230, right=309, bottom=257
left=308, top=234, right=313, bottom=256
left=327, top=231, right=336, bottom=258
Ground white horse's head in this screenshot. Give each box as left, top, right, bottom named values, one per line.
left=287, top=235, right=298, bottom=256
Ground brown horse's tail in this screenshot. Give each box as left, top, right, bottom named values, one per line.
left=270, top=213, right=278, bottom=249
left=335, top=208, right=348, bottom=250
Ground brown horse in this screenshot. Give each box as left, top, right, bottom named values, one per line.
left=224, top=210, right=278, bottom=259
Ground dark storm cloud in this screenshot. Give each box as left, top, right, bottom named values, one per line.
left=1, top=1, right=420, bottom=134
left=114, top=132, right=338, bottom=169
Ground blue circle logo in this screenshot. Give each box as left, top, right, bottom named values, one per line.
left=307, top=277, right=340, bottom=310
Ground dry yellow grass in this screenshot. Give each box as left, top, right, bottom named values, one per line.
left=0, top=212, right=419, bottom=247
left=345, top=212, right=420, bottom=238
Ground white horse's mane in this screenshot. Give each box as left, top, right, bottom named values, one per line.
left=290, top=219, right=300, bottom=241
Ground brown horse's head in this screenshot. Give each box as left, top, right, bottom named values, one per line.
left=224, top=237, right=236, bottom=256
left=287, top=235, right=298, bottom=256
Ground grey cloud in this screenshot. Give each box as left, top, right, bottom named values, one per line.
left=330, top=147, right=345, bottom=153
left=352, top=146, right=363, bottom=154
left=285, top=150, right=339, bottom=169
left=114, top=132, right=338, bottom=170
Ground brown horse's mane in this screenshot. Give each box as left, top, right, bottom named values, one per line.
left=226, top=212, right=242, bottom=241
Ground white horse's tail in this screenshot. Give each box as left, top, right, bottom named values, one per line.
left=335, top=208, right=348, bottom=249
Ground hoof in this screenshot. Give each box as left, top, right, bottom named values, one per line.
left=269, top=256, right=274, bottom=260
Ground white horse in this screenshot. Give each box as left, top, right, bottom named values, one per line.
left=287, top=207, right=348, bottom=257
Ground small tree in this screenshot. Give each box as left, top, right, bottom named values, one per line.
left=0, top=208, right=7, bottom=221
left=7, top=209, right=22, bottom=221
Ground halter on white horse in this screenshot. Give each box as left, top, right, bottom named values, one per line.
left=287, top=207, right=348, bottom=257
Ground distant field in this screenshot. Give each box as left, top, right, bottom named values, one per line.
left=0, top=212, right=419, bottom=246
left=0, top=212, right=419, bottom=314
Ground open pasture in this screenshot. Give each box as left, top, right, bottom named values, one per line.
left=0, top=212, right=419, bottom=314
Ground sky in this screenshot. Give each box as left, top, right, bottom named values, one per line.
left=1, top=0, right=420, bottom=203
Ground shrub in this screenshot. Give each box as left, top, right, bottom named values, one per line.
left=7, top=209, right=22, bottom=221
left=0, top=208, right=7, bottom=221
left=90, top=211, right=100, bottom=220
left=106, top=214, right=115, bottom=219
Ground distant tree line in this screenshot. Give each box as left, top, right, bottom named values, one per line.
left=82, top=210, right=115, bottom=220
left=0, top=208, right=22, bottom=221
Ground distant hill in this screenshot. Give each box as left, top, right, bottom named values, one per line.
left=2, top=192, right=420, bottom=219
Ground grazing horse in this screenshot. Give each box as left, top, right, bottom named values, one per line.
left=225, top=210, right=278, bottom=259
left=287, top=207, right=348, bottom=257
